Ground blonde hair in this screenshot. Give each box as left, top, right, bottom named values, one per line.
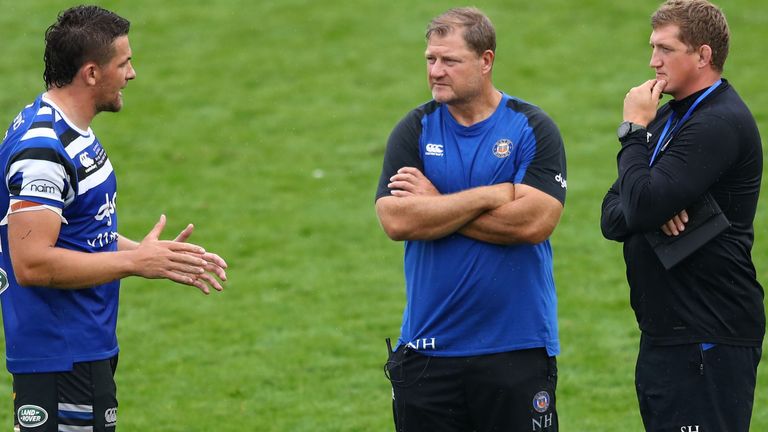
left=652, top=0, right=729, bottom=71
left=426, top=7, right=496, bottom=56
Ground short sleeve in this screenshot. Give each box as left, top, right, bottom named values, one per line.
left=6, top=144, right=74, bottom=209
left=515, top=109, right=567, bottom=204
left=375, top=108, right=425, bottom=201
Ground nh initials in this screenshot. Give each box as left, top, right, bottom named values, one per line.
left=406, top=338, right=436, bottom=350
left=681, top=427, right=700, bottom=432
left=532, top=413, right=554, bottom=430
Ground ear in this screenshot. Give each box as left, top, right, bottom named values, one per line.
left=697, top=44, right=713, bottom=68
left=481, top=49, right=495, bottom=74
left=79, top=62, right=100, bottom=86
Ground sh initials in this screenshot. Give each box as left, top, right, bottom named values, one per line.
left=681, top=427, right=700, bottom=432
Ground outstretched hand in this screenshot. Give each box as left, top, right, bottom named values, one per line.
left=174, top=221, right=228, bottom=294
left=133, top=215, right=227, bottom=294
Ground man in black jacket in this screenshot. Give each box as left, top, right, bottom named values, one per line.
left=601, top=0, right=763, bottom=430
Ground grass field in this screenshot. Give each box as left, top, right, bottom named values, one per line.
left=0, top=0, right=766, bottom=430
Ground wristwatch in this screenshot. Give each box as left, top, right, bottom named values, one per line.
left=617, top=121, right=646, bottom=140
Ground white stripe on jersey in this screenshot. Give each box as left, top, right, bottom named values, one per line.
left=0, top=200, right=67, bottom=227
left=20, top=127, right=57, bottom=142
left=65, top=133, right=96, bottom=159
left=58, top=403, right=93, bottom=413
left=38, top=106, right=52, bottom=116
left=7, top=158, right=68, bottom=205
left=78, top=158, right=114, bottom=196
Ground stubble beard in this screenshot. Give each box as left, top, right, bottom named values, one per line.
left=96, top=96, right=123, bottom=114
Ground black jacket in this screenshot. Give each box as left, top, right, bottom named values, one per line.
left=601, top=80, right=765, bottom=346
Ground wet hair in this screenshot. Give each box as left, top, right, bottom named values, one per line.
left=426, top=7, right=496, bottom=56
left=652, top=0, right=729, bottom=71
left=44, top=5, right=130, bottom=88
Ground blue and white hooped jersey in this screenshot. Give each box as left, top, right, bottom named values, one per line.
left=0, top=94, right=120, bottom=373
left=376, top=93, right=567, bottom=357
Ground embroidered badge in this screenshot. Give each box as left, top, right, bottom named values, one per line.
left=532, top=391, right=550, bottom=413
left=493, top=139, right=513, bottom=158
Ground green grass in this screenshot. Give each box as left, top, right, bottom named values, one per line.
left=0, top=0, right=766, bottom=430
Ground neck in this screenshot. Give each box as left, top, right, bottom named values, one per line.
left=672, top=71, right=722, bottom=100
left=44, top=87, right=95, bottom=130
left=447, top=86, right=502, bottom=127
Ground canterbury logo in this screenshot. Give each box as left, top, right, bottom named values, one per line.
left=425, top=143, right=444, bottom=156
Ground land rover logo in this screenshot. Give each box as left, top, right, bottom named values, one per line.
left=0, top=268, right=9, bottom=294
left=17, top=405, right=48, bottom=428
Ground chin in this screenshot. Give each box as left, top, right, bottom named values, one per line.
left=96, top=100, right=123, bottom=113
left=432, top=92, right=453, bottom=104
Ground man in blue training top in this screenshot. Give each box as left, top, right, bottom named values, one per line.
left=375, top=7, right=567, bottom=432
left=0, top=6, right=227, bottom=431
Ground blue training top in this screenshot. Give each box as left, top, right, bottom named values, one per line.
left=376, top=93, right=567, bottom=357
left=0, top=94, right=120, bottom=373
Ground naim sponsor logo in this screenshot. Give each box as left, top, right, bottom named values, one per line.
left=17, top=405, right=48, bottom=428
left=22, top=179, right=60, bottom=196
left=425, top=143, right=444, bottom=157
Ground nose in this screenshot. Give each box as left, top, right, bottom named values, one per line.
left=127, top=63, right=137, bottom=81
left=429, top=60, right=446, bottom=79
left=649, top=49, right=662, bottom=69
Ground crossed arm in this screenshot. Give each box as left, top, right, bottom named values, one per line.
left=8, top=208, right=227, bottom=294
left=376, top=167, right=563, bottom=245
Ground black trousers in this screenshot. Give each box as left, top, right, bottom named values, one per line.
left=635, top=336, right=761, bottom=432
left=385, top=346, right=557, bottom=432
left=13, top=356, right=119, bottom=432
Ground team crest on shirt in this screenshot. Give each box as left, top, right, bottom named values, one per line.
left=532, top=391, right=550, bottom=413
left=492, top=139, right=513, bottom=158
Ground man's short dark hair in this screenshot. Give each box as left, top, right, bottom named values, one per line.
left=426, top=7, right=496, bottom=57
left=44, top=5, right=130, bottom=89
left=652, top=0, right=729, bottom=72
